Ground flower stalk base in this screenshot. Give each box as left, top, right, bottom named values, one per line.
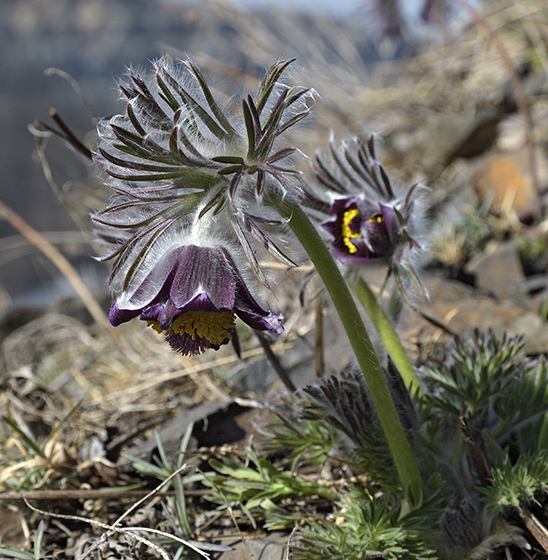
left=348, top=275, right=422, bottom=395
left=277, top=197, right=423, bottom=504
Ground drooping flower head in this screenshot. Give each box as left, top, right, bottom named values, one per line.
left=109, top=244, right=283, bottom=355
left=92, top=57, right=311, bottom=354
left=309, top=135, right=427, bottom=300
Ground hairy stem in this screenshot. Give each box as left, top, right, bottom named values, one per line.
left=348, top=275, right=422, bottom=395
left=277, top=197, right=423, bottom=504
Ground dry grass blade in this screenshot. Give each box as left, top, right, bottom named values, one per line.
left=43, top=67, right=97, bottom=122
left=190, top=465, right=256, bottom=560
left=0, top=489, right=181, bottom=501
left=0, top=201, right=109, bottom=328
left=27, top=125, right=90, bottom=233
left=23, top=463, right=214, bottom=560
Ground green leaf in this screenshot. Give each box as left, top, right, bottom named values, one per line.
left=0, top=546, right=35, bottom=560
left=242, top=98, right=257, bottom=160
left=33, top=521, right=45, bottom=560
left=210, top=155, right=246, bottom=165
left=482, top=451, right=548, bottom=514
left=229, top=214, right=268, bottom=286
left=198, top=185, right=227, bottom=220
left=158, top=64, right=231, bottom=143
left=122, top=452, right=170, bottom=480
left=3, top=416, right=44, bottom=458
left=156, top=72, right=180, bottom=112
left=255, top=59, right=295, bottom=116
left=188, top=61, right=239, bottom=138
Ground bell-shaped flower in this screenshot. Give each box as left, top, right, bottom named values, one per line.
left=309, top=135, right=427, bottom=299
left=91, top=57, right=313, bottom=354
left=109, top=244, right=283, bottom=356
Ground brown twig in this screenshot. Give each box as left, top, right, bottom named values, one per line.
left=418, top=309, right=458, bottom=337
left=46, top=107, right=94, bottom=160
left=43, top=67, right=97, bottom=122
left=0, top=200, right=110, bottom=328
left=518, top=508, right=548, bottom=552
left=460, top=403, right=491, bottom=487
left=255, top=331, right=297, bottom=392
left=0, top=489, right=201, bottom=501
left=454, top=0, right=541, bottom=219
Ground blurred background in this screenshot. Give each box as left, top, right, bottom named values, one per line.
left=0, top=0, right=373, bottom=308
left=1, top=0, right=544, bottom=311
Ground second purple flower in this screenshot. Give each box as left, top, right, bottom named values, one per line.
left=322, top=196, right=398, bottom=263
left=308, top=135, right=428, bottom=298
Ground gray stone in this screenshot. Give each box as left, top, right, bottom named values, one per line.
left=217, top=532, right=289, bottom=560
left=464, top=240, right=525, bottom=301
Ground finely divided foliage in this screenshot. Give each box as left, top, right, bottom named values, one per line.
left=92, top=57, right=314, bottom=354
left=94, top=56, right=313, bottom=293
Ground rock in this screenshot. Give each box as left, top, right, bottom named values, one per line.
left=496, top=114, right=527, bottom=152
left=464, top=240, right=525, bottom=301
left=473, top=153, right=536, bottom=216
left=218, top=532, right=289, bottom=560
left=401, top=275, right=548, bottom=359
left=384, top=109, right=503, bottom=175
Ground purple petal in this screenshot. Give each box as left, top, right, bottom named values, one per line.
left=140, top=299, right=180, bottom=330
left=237, top=309, right=284, bottom=334
left=110, top=243, right=284, bottom=345
left=170, top=246, right=235, bottom=310
left=125, top=249, right=181, bottom=308
left=109, top=303, right=141, bottom=326
left=222, top=248, right=285, bottom=334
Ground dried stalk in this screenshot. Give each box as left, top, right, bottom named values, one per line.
left=0, top=201, right=109, bottom=328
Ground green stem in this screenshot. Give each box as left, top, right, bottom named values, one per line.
left=277, top=197, right=423, bottom=504
left=348, top=276, right=422, bottom=395
left=538, top=410, right=548, bottom=452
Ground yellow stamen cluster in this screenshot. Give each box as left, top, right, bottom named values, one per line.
left=147, top=310, right=236, bottom=345
left=342, top=208, right=383, bottom=253
left=342, top=208, right=362, bottom=253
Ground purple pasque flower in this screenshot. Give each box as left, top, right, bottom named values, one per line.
left=309, top=135, right=427, bottom=298
left=322, top=196, right=398, bottom=264
left=92, top=57, right=312, bottom=354
left=109, top=244, right=283, bottom=356
left=93, top=55, right=313, bottom=288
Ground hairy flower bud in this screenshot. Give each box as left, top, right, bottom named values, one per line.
left=309, top=135, right=428, bottom=299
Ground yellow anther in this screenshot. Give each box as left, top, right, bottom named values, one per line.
left=148, top=311, right=235, bottom=345
left=147, top=321, right=164, bottom=334
left=342, top=208, right=362, bottom=253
